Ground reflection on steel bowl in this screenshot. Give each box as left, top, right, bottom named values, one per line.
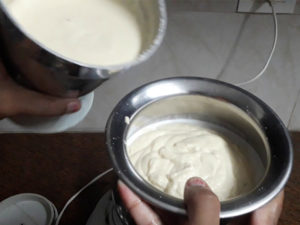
left=106, top=77, right=293, bottom=219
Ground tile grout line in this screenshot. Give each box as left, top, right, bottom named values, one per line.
left=287, top=88, right=300, bottom=129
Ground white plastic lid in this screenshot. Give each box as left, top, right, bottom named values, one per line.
left=0, top=193, right=57, bottom=225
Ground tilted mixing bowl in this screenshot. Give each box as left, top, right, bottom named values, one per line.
left=0, top=0, right=167, bottom=97
left=106, top=77, right=293, bottom=219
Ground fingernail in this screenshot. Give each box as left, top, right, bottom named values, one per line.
left=186, top=177, right=209, bottom=189
left=117, top=180, right=126, bottom=188
left=67, top=101, right=80, bottom=113
left=117, top=180, right=129, bottom=192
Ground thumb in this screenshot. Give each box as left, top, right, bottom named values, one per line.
left=184, top=177, right=221, bottom=225
left=2, top=83, right=81, bottom=117
left=14, top=88, right=81, bottom=116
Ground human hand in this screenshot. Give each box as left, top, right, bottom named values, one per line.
left=228, top=190, right=284, bottom=225
left=0, top=61, right=81, bottom=119
left=118, top=178, right=284, bottom=225
left=118, top=177, right=220, bottom=225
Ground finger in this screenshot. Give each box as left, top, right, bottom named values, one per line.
left=0, top=61, right=9, bottom=79
left=17, top=92, right=81, bottom=116
left=117, top=180, right=163, bottom=225
left=184, top=177, right=220, bottom=225
left=0, top=59, right=11, bottom=82
left=7, top=84, right=81, bottom=117
left=250, top=190, right=284, bottom=225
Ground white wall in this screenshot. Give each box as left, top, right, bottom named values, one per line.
left=166, top=0, right=300, bottom=14
left=166, top=0, right=238, bottom=12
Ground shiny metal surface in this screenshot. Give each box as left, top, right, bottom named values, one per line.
left=106, top=77, right=293, bottom=218
left=0, top=0, right=167, bottom=97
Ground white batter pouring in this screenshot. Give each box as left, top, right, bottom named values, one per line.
left=127, top=120, right=263, bottom=201
left=4, top=0, right=142, bottom=66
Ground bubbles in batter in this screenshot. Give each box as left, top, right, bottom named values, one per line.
left=126, top=120, right=263, bottom=201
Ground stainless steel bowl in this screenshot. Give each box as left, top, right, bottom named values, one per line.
left=0, top=0, right=167, bottom=97
left=106, top=77, right=293, bottom=219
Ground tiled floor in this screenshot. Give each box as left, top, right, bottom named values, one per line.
left=1, top=10, right=300, bottom=132
left=288, top=89, right=300, bottom=130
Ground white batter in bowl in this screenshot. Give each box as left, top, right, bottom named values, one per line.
left=4, top=0, right=143, bottom=66
left=126, top=120, right=264, bottom=201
